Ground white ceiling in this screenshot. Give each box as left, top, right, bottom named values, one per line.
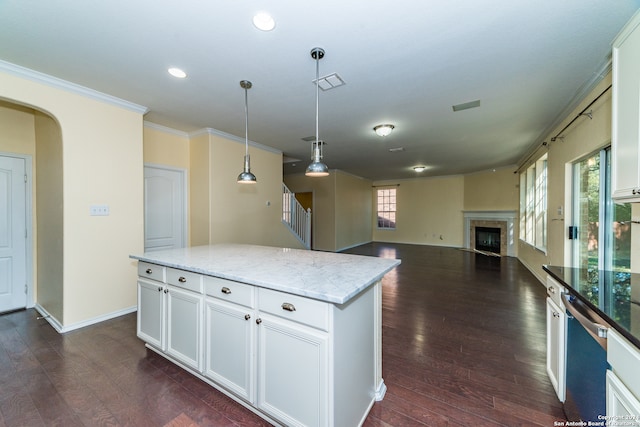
left=1, top=1, right=639, bottom=180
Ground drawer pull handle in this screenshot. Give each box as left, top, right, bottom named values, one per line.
left=164, top=289, right=169, bottom=294
left=157, top=287, right=163, bottom=292
left=553, top=312, right=560, bottom=318
left=146, top=268, right=152, bottom=274
left=281, top=302, right=296, bottom=312
left=245, top=314, right=251, bottom=320
left=256, top=318, right=262, bottom=325
left=178, top=277, right=187, bottom=283
left=221, top=287, right=232, bottom=294
left=548, top=286, right=555, bottom=294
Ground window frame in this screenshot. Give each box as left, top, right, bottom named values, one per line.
left=376, top=187, right=397, bottom=230
left=519, top=153, right=548, bottom=252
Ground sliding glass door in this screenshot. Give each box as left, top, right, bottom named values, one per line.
left=571, top=147, right=631, bottom=273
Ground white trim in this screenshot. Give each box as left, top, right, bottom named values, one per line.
left=143, top=121, right=190, bottom=138
left=0, top=151, right=34, bottom=309
left=190, top=127, right=282, bottom=155
left=35, top=304, right=137, bottom=334
left=0, top=60, right=149, bottom=114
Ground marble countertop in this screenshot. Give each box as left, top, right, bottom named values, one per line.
left=131, top=244, right=401, bottom=305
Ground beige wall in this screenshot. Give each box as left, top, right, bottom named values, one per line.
left=517, top=74, right=613, bottom=282
left=463, top=167, right=519, bottom=211
left=0, top=69, right=145, bottom=329
left=143, top=125, right=189, bottom=169
left=335, top=172, right=373, bottom=251
left=285, top=170, right=373, bottom=252
left=372, top=175, right=465, bottom=246
left=34, top=112, right=63, bottom=321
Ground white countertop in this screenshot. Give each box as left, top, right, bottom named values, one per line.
left=131, top=244, right=401, bottom=304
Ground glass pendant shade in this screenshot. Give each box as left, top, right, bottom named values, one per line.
left=237, top=80, right=256, bottom=184
left=305, top=47, right=329, bottom=177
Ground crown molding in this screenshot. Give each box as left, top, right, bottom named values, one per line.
left=0, top=60, right=149, bottom=115
left=143, top=121, right=190, bottom=138
left=190, top=127, right=282, bottom=155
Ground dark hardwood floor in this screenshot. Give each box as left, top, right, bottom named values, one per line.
left=0, top=243, right=565, bottom=426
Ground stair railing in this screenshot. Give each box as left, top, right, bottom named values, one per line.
left=282, top=183, right=311, bottom=249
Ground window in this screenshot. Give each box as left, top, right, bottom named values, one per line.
left=377, top=188, right=396, bottom=229
left=571, top=147, right=631, bottom=272
left=519, top=153, right=547, bottom=251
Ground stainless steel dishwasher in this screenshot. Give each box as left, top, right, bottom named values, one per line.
left=562, top=292, right=611, bottom=422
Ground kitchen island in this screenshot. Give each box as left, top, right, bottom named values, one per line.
left=130, top=244, right=400, bottom=427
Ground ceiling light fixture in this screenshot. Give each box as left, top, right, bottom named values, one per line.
left=168, top=67, right=187, bottom=79
left=253, top=12, right=275, bottom=31
left=305, top=47, right=329, bottom=177
left=374, top=124, right=395, bottom=137
left=237, top=80, right=257, bottom=184
left=413, top=166, right=426, bottom=172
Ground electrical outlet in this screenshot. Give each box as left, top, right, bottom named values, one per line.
left=90, top=205, right=110, bottom=216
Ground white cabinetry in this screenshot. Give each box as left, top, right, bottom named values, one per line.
left=137, top=260, right=384, bottom=427
left=612, top=12, right=640, bottom=201
left=204, top=277, right=256, bottom=403
left=546, top=276, right=566, bottom=402
left=607, top=328, right=640, bottom=423
left=137, top=262, right=203, bottom=372
left=256, top=288, right=329, bottom=427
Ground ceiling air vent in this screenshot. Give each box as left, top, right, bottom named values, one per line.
left=313, top=73, right=345, bottom=91
left=452, top=99, right=480, bottom=112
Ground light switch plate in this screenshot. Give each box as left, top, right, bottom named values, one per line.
left=90, top=205, right=110, bottom=216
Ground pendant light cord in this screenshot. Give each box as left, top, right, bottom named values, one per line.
left=315, top=53, right=319, bottom=145
left=244, top=85, right=249, bottom=156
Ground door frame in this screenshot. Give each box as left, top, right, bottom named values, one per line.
left=0, top=151, right=33, bottom=308
left=143, top=163, right=188, bottom=250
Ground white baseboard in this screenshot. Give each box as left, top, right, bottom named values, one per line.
left=34, top=304, right=137, bottom=334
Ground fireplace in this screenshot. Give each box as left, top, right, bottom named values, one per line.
left=475, top=227, right=501, bottom=253
left=463, top=211, right=517, bottom=257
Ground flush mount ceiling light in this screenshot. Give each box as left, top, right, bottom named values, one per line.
left=374, top=124, right=395, bottom=137
left=413, top=166, right=427, bottom=172
left=305, top=47, right=329, bottom=177
left=253, top=12, right=275, bottom=31
left=168, top=67, right=187, bottom=79
left=237, top=80, right=257, bottom=184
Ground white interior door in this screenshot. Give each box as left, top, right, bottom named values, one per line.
left=0, top=155, right=27, bottom=313
left=144, top=165, right=186, bottom=252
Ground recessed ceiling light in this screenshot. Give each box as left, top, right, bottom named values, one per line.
left=413, top=166, right=427, bottom=172
left=253, top=12, right=275, bottom=31
left=168, top=68, right=187, bottom=79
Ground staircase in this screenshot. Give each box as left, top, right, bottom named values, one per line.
left=282, top=183, right=311, bottom=249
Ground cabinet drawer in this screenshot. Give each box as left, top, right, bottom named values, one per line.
left=258, top=288, right=329, bottom=331
left=138, top=262, right=166, bottom=283
left=204, top=276, right=255, bottom=308
left=546, top=276, right=564, bottom=307
left=608, top=328, right=640, bottom=399
left=167, top=268, right=203, bottom=293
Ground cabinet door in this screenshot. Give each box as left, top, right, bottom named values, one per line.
left=612, top=14, right=640, bottom=201
left=607, top=371, right=640, bottom=424
left=137, top=279, right=165, bottom=349
left=166, top=285, right=203, bottom=371
left=546, top=297, right=566, bottom=402
left=204, top=298, right=255, bottom=402
left=257, top=314, right=328, bottom=427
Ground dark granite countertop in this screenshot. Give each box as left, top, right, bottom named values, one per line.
left=543, top=265, right=640, bottom=349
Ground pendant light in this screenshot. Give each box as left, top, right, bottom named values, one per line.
left=305, top=47, right=329, bottom=177
left=237, top=80, right=257, bottom=184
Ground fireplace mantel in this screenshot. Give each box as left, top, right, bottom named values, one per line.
left=463, top=211, right=517, bottom=257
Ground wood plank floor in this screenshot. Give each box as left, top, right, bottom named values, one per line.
left=0, top=243, right=566, bottom=426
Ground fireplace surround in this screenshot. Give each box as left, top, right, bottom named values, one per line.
left=463, top=211, right=517, bottom=257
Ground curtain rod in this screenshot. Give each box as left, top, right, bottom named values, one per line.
left=550, top=84, right=612, bottom=142
left=515, top=83, right=612, bottom=174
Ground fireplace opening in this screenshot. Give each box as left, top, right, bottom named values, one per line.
left=475, top=227, right=501, bottom=254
